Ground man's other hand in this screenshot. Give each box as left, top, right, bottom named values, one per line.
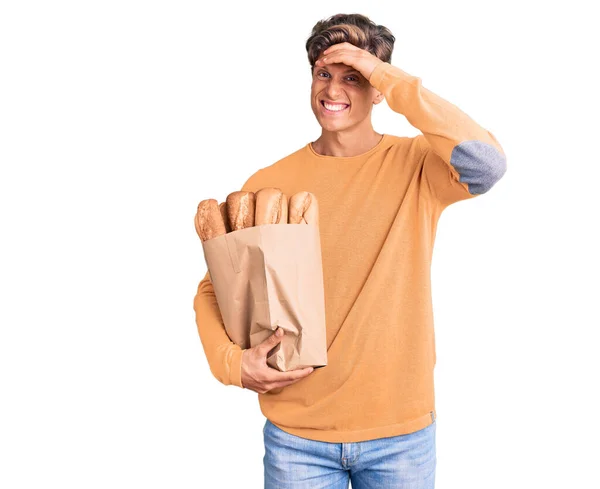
left=241, top=327, right=314, bottom=394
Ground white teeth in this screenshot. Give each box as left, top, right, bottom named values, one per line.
left=323, top=102, right=348, bottom=111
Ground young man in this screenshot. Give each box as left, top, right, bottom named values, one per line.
left=194, top=13, right=506, bottom=489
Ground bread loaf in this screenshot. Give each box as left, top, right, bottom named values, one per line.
left=288, top=191, right=319, bottom=226
left=280, top=195, right=288, bottom=224
left=195, top=199, right=227, bottom=241
left=255, top=187, right=288, bottom=225
left=226, top=191, right=256, bottom=230
left=218, top=202, right=231, bottom=233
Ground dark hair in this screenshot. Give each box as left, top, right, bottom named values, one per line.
left=305, top=13, right=395, bottom=73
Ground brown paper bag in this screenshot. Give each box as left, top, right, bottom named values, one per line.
left=201, top=222, right=328, bottom=372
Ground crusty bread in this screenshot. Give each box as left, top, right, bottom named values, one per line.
left=288, top=191, right=319, bottom=226
left=255, top=187, right=288, bottom=225
left=195, top=199, right=227, bottom=241
left=279, top=193, right=288, bottom=224
left=226, top=191, right=256, bottom=230
left=218, top=202, right=232, bottom=233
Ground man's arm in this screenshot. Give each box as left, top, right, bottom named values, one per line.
left=192, top=171, right=262, bottom=388
left=369, top=62, right=507, bottom=207
left=193, top=270, right=245, bottom=387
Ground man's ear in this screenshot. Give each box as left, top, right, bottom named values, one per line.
left=372, top=89, right=385, bottom=105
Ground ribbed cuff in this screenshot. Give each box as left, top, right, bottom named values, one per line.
left=229, top=348, right=244, bottom=388
left=369, top=61, right=391, bottom=88
left=369, top=61, right=419, bottom=92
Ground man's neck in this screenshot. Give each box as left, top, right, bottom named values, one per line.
left=311, top=130, right=384, bottom=157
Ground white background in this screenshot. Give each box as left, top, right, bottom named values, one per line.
left=1, top=1, right=599, bottom=488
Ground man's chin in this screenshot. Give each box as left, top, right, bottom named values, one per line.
left=314, top=114, right=351, bottom=129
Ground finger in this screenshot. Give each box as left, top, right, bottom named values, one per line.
left=327, top=51, right=360, bottom=62
left=267, top=366, right=314, bottom=383
left=257, top=327, right=284, bottom=355
left=318, top=52, right=356, bottom=66
left=269, top=368, right=314, bottom=389
left=319, top=52, right=342, bottom=63
left=323, top=42, right=353, bottom=54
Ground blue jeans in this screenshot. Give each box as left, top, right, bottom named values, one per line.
left=263, top=418, right=436, bottom=488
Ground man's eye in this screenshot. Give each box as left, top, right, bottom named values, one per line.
left=317, top=72, right=358, bottom=82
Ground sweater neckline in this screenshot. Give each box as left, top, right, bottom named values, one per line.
left=306, top=134, right=389, bottom=160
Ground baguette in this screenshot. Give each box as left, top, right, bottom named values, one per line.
left=279, top=193, right=288, bottom=224
left=288, top=191, right=319, bottom=226
left=226, top=191, right=256, bottom=230
left=194, top=199, right=227, bottom=241
left=218, top=202, right=232, bottom=233
left=255, top=187, right=288, bottom=225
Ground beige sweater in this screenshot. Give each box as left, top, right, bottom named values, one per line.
left=193, top=61, right=507, bottom=442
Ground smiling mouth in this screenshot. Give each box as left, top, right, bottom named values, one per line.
left=320, top=100, right=350, bottom=113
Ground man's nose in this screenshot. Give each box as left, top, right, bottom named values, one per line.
left=325, top=79, right=344, bottom=98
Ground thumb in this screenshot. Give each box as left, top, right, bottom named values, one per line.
left=258, top=327, right=283, bottom=354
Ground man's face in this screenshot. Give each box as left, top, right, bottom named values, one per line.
left=310, top=58, right=380, bottom=132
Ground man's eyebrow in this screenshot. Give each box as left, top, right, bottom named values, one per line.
left=317, top=66, right=361, bottom=74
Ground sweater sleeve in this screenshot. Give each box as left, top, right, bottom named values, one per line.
left=192, top=171, right=262, bottom=388
left=193, top=270, right=245, bottom=388
left=369, top=62, right=507, bottom=208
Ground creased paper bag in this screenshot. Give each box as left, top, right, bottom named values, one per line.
left=201, top=222, right=328, bottom=372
